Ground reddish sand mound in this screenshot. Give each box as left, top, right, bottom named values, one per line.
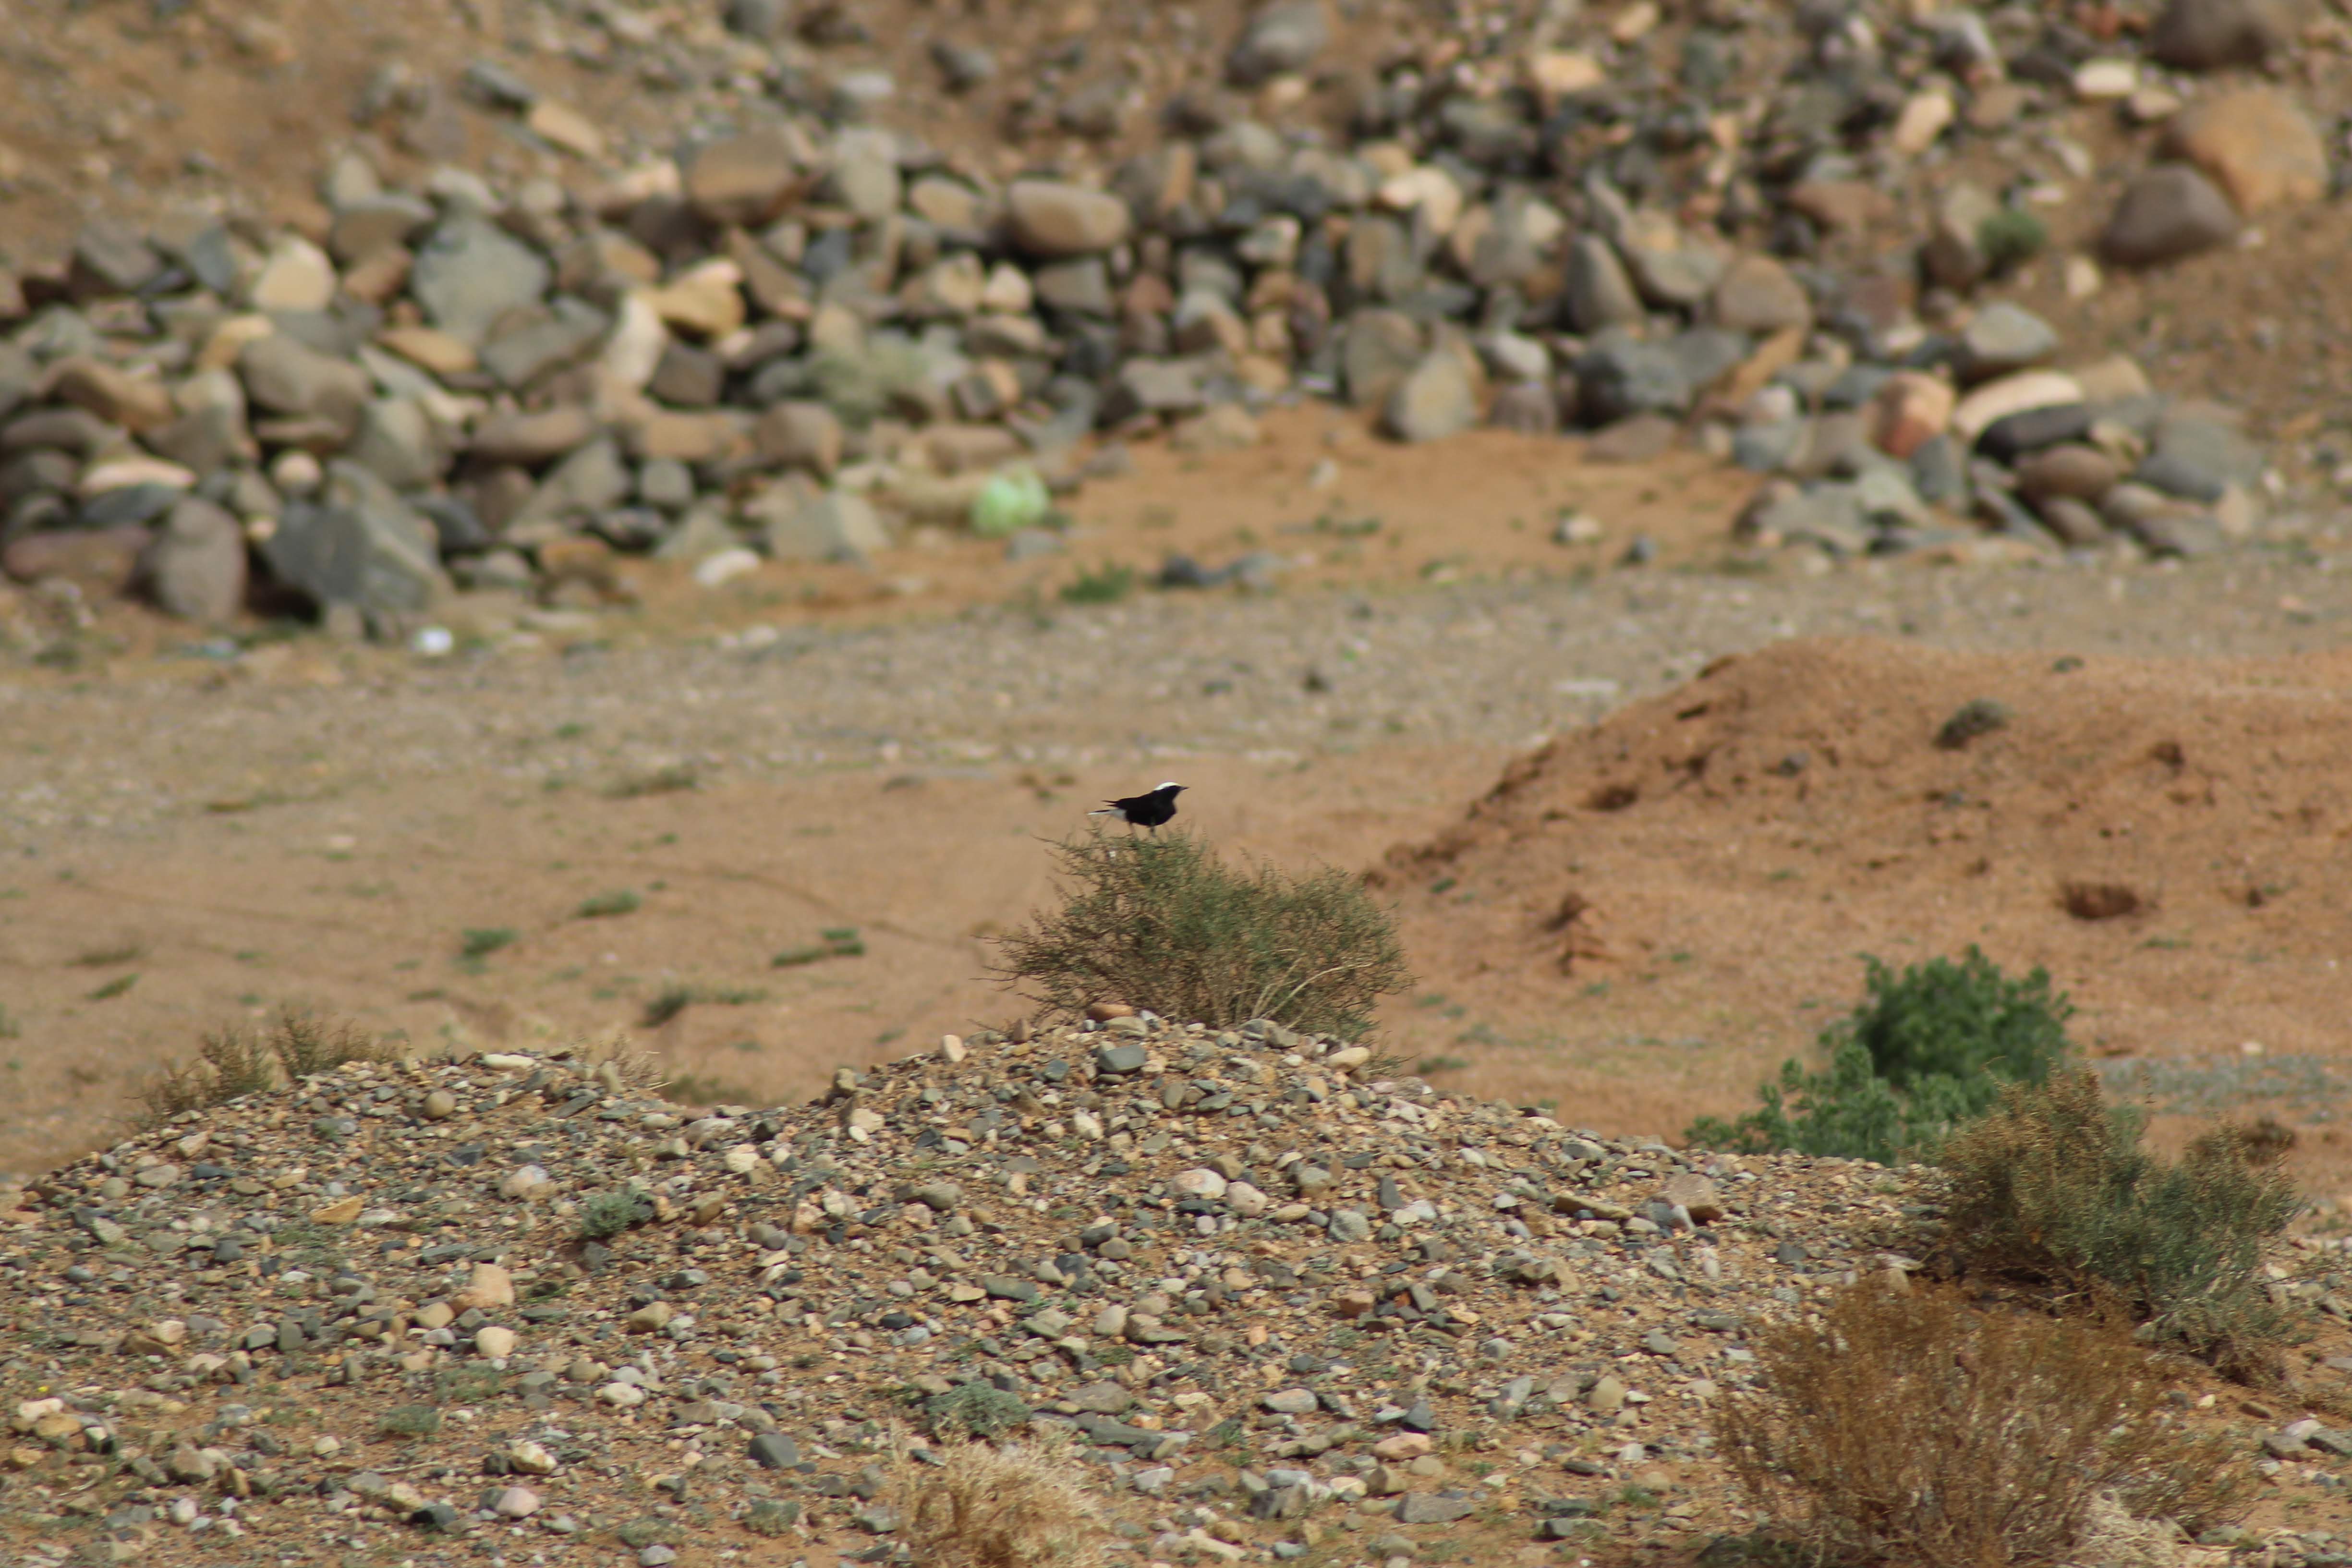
left=1375, top=637, right=2352, bottom=1149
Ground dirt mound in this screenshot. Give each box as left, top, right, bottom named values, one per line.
left=1376, top=636, right=2352, bottom=1159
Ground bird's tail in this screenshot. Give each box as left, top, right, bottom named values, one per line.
left=1087, top=806, right=1115, bottom=816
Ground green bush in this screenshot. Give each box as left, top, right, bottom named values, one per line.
left=1687, top=947, right=2070, bottom=1163
left=993, top=827, right=1411, bottom=1039
left=926, top=1382, right=1034, bottom=1442
left=1942, top=1070, right=2301, bottom=1376
left=1059, top=564, right=1136, bottom=605
left=378, top=1404, right=442, bottom=1439
left=577, top=1188, right=652, bottom=1240
left=1976, top=208, right=2049, bottom=277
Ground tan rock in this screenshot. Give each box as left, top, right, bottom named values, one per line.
left=646, top=261, right=747, bottom=340
left=450, top=1263, right=515, bottom=1312
left=47, top=357, right=174, bottom=432
left=2161, top=89, right=2328, bottom=214
left=1869, top=372, right=1956, bottom=459
left=377, top=326, right=477, bottom=377
left=309, top=1195, right=364, bottom=1225
left=1951, top=370, right=2084, bottom=443
left=526, top=100, right=605, bottom=159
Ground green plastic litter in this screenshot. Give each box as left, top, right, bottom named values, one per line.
left=970, top=466, right=1051, bottom=538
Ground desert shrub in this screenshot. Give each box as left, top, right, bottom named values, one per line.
left=993, top=827, right=1411, bottom=1039
left=1687, top=948, right=2070, bottom=1163
left=743, top=1498, right=801, bottom=1536
left=136, top=1010, right=388, bottom=1123
left=1941, top=1070, right=2302, bottom=1376
left=1715, top=1280, right=2249, bottom=1568
left=893, top=1429, right=1106, bottom=1568
left=577, top=1188, right=652, bottom=1240
left=926, top=1383, right=1034, bottom=1442
left=1977, top=208, right=2049, bottom=276
left=269, top=1011, right=391, bottom=1079
left=378, top=1404, right=443, bottom=1439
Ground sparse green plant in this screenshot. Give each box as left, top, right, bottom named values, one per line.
left=1936, top=698, right=2013, bottom=751
left=69, top=940, right=145, bottom=967
left=85, top=973, right=138, bottom=1001
left=1941, top=1070, right=2302, bottom=1377
left=576, top=889, right=642, bottom=919
left=743, top=1498, right=801, bottom=1536
left=1715, top=1279, right=2249, bottom=1568
left=642, top=984, right=695, bottom=1028
left=925, top=1383, right=1033, bottom=1442
left=459, top=926, right=519, bottom=960
left=136, top=1024, right=282, bottom=1123
left=1059, top=564, right=1136, bottom=605
left=1687, top=948, right=2070, bottom=1163
left=577, top=1188, right=652, bottom=1240
left=1416, top=1054, right=1470, bottom=1075
left=994, top=827, right=1411, bottom=1039
left=1977, top=208, right=2049, bottom=277
left=603, top=764, right=700, bottom=800
left=774, top=927, right=865, bottom=967
left=377, top=1404, right=442, bottom=1439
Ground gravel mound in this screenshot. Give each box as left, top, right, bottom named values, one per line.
left=0, top=1019, right=1946, bottom=1565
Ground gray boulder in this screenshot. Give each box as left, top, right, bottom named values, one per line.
left=409, top=218, right=551, bottom=348
left=260, top=461, right=445, bottom=613
left=140, top=498, right=247, bottom=623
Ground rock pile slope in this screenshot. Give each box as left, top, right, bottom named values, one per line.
left=0, top=1021, right=1959, bottom=1566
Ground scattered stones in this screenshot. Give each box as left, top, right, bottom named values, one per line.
left=2159, top=89, right=2329, bottom=214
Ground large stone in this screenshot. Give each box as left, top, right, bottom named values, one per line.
left=238, top=334, right=371, bottom=435
left=2148, top=0, right=2301, bottom=69
left=1562, top=234, right=1646, bottom=332
left=1228, top=1, right=1328, bottom=85
left=471, top=407, right=598, bottom=467
left=1395, top=1493, right=1478, bottom=1525
left=1576, top=332, right=1693, bottom=424
left=249, top=236, right=339, bottom=313
left=1382, top=351, right=1479, bottom=443
left=1952, top=371, right=2085, bottom=444
left=1709, top=255, right=1810, bottom=334
left=1341, top=309, right=1425, bottom=409
left=328, top=194, right=437, bottom=265
left=754, top=401, right=843, bottom=475
left=480, top=299, right=611, bottom=389
left=3, top=526, right=149, bottom=594
left=1005, top=181, right=1130, bottom=257
left=686, top=128, right=811, bottom=226
left=513, top=437, right=631, bottom=526
left=757, top=486, right=889, bottom=562
left=347, top=399, right=446, bottom=490
left=47, top=357, right=174, bottom=432
left=2160, top=89, right=2328, bottom=214
left=1955, top=304, right=2060, bottom=384
left=2015, top=443, right=2121, bottom=503
left=1616, top=212, right=1726, bottom=307
left=1869, top=372, right=1955, bottom=459
left=1921, top=182, right=2002, bottom=291
left=259, top=461, right=444, bottom=613
left=2100, top=166, right=2241, bottom=267
left=409, top=219, right=551, bottom=349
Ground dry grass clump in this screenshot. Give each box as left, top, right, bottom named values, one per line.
left=993, top=827, right=1410, bottom=1039
left=892, top=1431, right=1107, bottom=1568
left=1941, top=1070, right=2301, bottom=1377
left=1715, top=1281, right=2249, bottom=1568
left=137, top=1009, right=393, bottom=1123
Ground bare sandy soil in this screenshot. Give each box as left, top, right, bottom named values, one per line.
left=4, top=425, right=2349, bottom=1193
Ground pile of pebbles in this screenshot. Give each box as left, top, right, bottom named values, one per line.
left=6, top=1009, right=2352, bottom=1565
left=0, top=0, right=2316, bottom=636
left=0, top=1016, right=1969, bottom=1566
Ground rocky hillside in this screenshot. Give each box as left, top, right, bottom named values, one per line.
left=0, top=0, right=2330, bottom=644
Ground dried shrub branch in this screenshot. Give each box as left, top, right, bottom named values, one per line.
left=1715, top=1281, right=2250, bottom=1568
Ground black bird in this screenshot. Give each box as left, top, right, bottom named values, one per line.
left=1091, top=781, right=1186, bottom=831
